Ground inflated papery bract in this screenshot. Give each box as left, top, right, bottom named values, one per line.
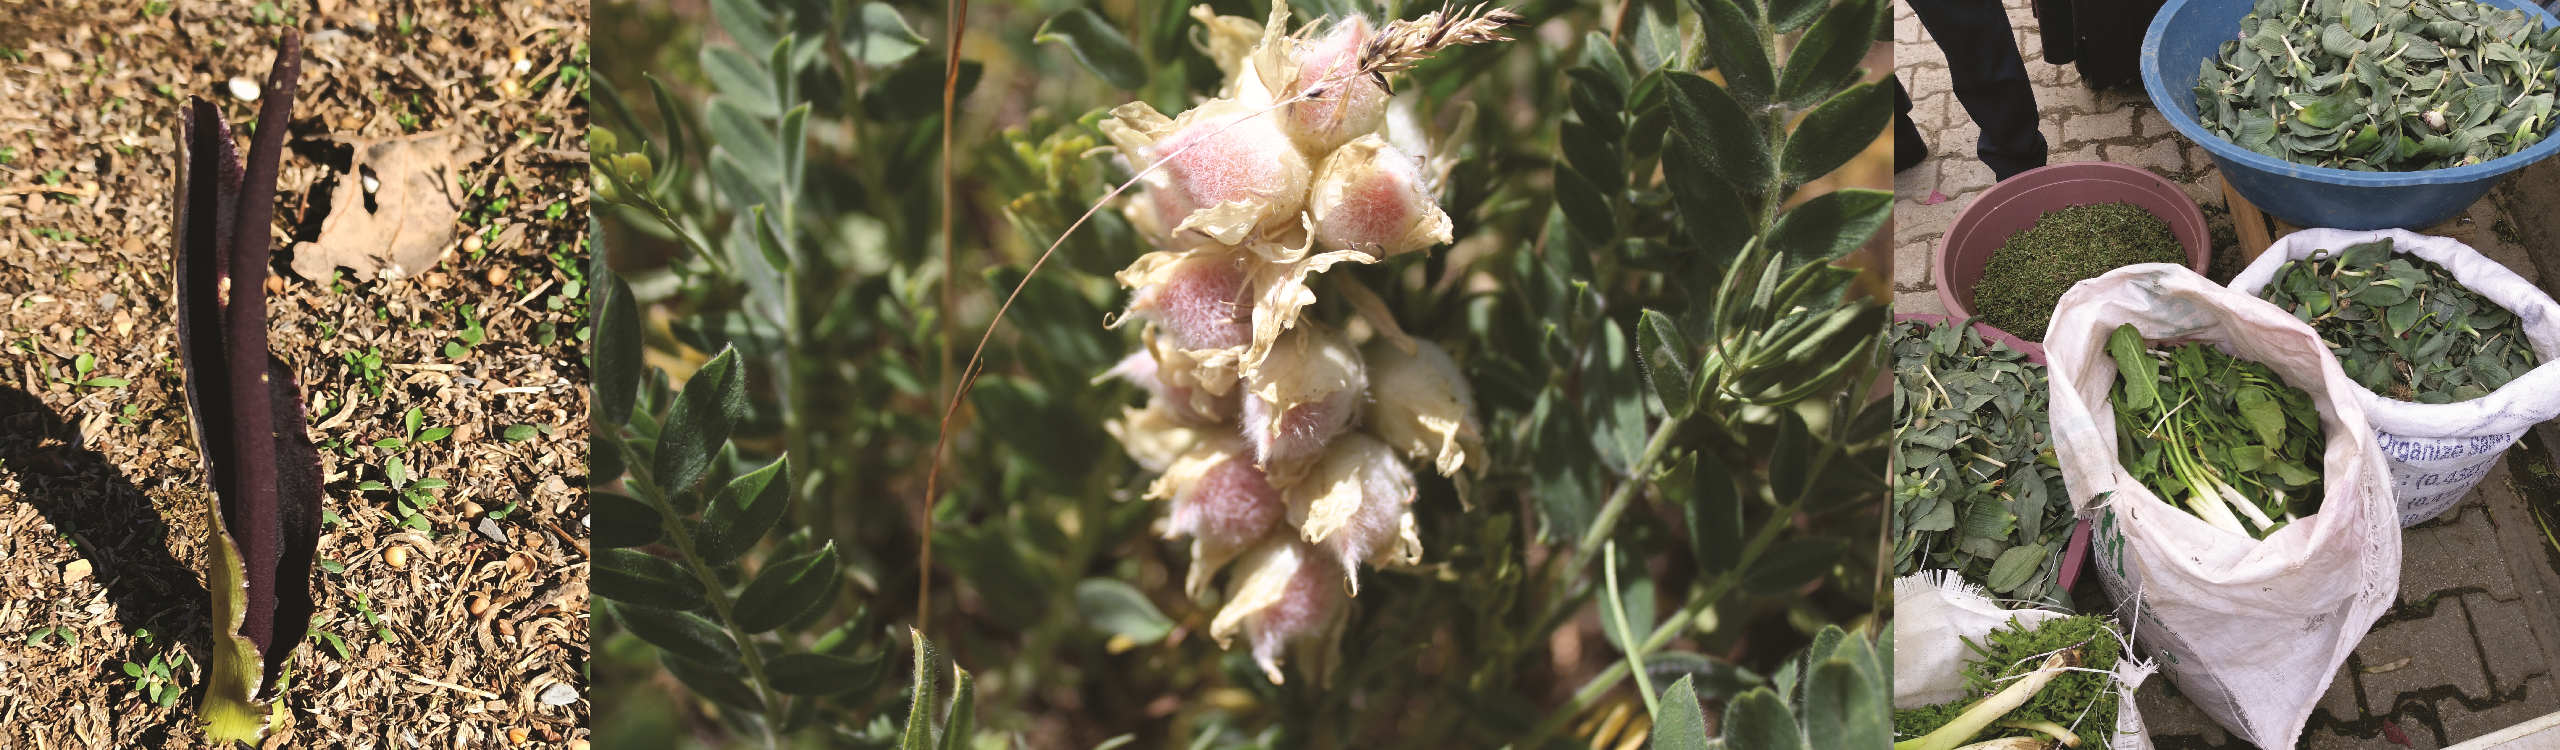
left=1095, top=0, right=1511, bottom=685
left=174, top=31, right=323, bottom=745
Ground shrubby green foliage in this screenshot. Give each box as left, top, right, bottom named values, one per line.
left=586, top=0, right=1893, bottom=745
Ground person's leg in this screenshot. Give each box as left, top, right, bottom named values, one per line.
left=1907, top=0, right=2048, bottom=180
left=1896, top=76, right=1929, bottom=173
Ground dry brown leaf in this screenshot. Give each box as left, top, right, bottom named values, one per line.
left=288, top=130, right=486, bottom=281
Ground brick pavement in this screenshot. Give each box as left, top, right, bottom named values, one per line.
left=1893, top=0, right=2560, bottom=745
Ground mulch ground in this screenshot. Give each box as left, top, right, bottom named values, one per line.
left=0, top=0, right=590, bottom=746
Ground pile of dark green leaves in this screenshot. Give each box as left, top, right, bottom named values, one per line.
left=2107, top=325, right=2327, bottom=540
left=2257, top=237, right=2540, bottom=402
left=1893, top=320, right=2076, bottom=607
left=2193, top=0, right=2560, bottom=171
left=1893, top=614, right=2126, bottom=749
left=1973, top=202, right=2185, bottom=342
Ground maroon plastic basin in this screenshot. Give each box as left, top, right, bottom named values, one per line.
left=1932, top=161, right=2213, bottom=345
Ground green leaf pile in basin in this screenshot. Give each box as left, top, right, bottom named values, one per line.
left=2193, top=0, right=2560, bottom=171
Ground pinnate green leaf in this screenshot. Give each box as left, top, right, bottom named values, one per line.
left=652, top=346, right=747, bottom=497
left=596, top=549, right=708, bottom=610
left=769, top=650, right=893, bottom=695
left=734, top=542, right=842, bottom=633
left=1779, top=80, right=1889, bottom=184
left=1074, top=578, right=1175, bottom=644
left=697, top=456, right=794, bottom=564
left=1038, top=8, right=1149, bottom=90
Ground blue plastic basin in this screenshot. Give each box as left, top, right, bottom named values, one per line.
left=2140, top=0, right=2560, bottom=230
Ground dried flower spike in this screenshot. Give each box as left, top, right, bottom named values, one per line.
left=174, top=31, right=323, bottom=745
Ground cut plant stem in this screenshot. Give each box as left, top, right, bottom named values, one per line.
left=1998, top=718, right=2081, bottom=747
left=1893, top=649, right=2082, bottom=750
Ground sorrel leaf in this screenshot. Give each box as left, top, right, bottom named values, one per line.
left=173, top=31, right=320, bottom=746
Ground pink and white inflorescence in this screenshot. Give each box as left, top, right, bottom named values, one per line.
left=1096, top=0, right=1485, bottom=687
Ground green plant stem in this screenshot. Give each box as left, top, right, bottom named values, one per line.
left=1603, top=541, right=1661, bottom=718
left=1519, top=472, right=1814, bottom=748
left=1570, top=413, right=1685, bottom=569
left=627, top=466, right=785, bottom=747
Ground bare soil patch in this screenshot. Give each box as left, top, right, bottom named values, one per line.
left=0, top=0, right=591, bottom=745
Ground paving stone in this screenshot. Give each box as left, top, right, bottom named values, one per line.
left=2442, top=673, right=2560, bottom=743
left=1895, top=194, right=1963, bottom=254
left=2038, top=79, right=2102, bottom=110
left=2105, top=139, right=2184, bottom=176
left=2134, top=678, right=2238, bottom=745
left=1894, top=157, right=1937, bottom=198
left=1910, top=66, right=1953, bottom=104
left=2186, top=141, right=2221, bottom=173
left=1897, top=13, right=1927, bottom=46
left=2134, top=106, right=2174, bottom=139
left=2054, top=143, right=2106, bottom=165
left=2400, top=503, right=2519, bottom=606
left=1938, top=158, right=1995, bottom=197
left=2063, top=107, right=2137, bottom=143
left=2358, top=603, right=2491, bottom=707
left=1910, top=91, right=1954, bottom=133
left=1894, top=240, right=1925, bottom=293
left=2033, top=60, right=2082, bottom=87
left=2302, top=707, right=2450, bottom=750
left=2317, top=659, right=2366, bottom=722
left=2462, top=593, right=2552, bottom=696
left=1937, top=121, right=1982, bottom=162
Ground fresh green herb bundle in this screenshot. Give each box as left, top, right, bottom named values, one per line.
left=1892, top=320, right=2076, bottom=606
left=1973, top=202, right=2187, bottom=342
left=2193, top=0, right=2560, bottom=171
left=1893, top=614, right=2127, bottom=750
left=2256, top=237, right=2540, bottom=403
left=2106, top=325, right=2327, bottom=539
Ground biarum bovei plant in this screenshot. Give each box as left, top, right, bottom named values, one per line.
left=1095, top=0, right=1516, bottom=685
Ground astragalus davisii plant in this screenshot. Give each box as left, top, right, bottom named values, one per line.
left=1097, top=0, right=1515, bottom=686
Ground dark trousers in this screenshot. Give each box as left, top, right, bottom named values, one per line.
left=1901, top=0, right=2048, bottom=181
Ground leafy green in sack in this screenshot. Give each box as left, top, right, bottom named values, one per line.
left=1891, top=320, right=2076, bottom=607
left=2256, top=237, right=2541, bottom=403
left=2106, top=325, right=2328, bottom=539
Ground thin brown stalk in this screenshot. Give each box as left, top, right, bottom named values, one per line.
left=925, top=0, right=971, bottom=636
left=914, top=1, right=1518, bottom=641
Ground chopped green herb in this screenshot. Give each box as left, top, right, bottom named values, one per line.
left=1972, top=202, right=2185, bottom=342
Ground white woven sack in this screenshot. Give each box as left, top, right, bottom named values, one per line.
left=2229, top=228, right=2560, bottom=526
left=1892, top=572, right=2155, bottom=750
left=2045, top=264, right=2400, bottom=749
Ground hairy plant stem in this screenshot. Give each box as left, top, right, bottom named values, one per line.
left=1519, top=477, right=1811, bottom=748
left=627, top=467, right=785, bottom=748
